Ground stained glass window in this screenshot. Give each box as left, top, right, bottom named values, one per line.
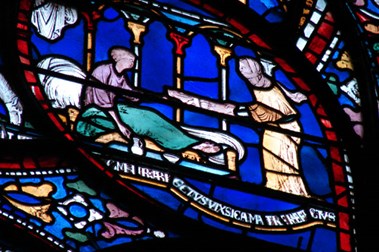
left=0, top=0, right=377, bottom=251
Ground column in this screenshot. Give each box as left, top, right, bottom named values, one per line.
left=169, top=31, right=191, bottom=122
left=214, top=45, right=232, bottom=130
left=127, top=21, right=147, bottom=87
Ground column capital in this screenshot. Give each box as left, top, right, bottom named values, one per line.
left=127, top=21, right=146, bottom=44
left=214, top=45, right=232, bottom=66
left=169, top=32, right=190, bottom=55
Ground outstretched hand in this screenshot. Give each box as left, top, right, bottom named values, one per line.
left=118, top=123, right=133, bottom=139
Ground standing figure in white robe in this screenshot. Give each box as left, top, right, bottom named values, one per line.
left=238, top=57, right=311, bottom=197
left=0, top=73, right=23, bottom=126
left=31, top=0, right=78, bottom=40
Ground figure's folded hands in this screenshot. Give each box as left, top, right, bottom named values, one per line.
left=248, top=103, right=283, bottom=123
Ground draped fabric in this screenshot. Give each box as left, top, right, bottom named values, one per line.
left=0, top=0, right=377, bottom=251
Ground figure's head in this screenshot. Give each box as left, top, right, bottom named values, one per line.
left=110, top=46, right=136, bottom=73
left=238, top=57, right=262, bottom=79
left=238, top=57, right=271, bottom=88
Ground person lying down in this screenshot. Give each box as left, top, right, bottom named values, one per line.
left=36, top=49, right=242, bottom=171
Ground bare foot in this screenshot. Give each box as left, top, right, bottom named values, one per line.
left=192, top=141, right=221, bottom=154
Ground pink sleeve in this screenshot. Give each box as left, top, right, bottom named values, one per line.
left=92, top=65, right=110, bottom=84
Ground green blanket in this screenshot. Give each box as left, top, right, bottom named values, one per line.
left=76, top=103, right=200, bottom=150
